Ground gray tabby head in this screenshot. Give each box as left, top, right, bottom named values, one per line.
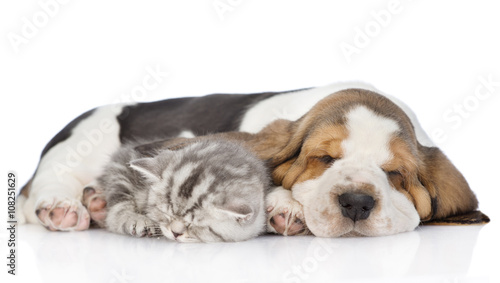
left=129, top=140, right=268, bottom=242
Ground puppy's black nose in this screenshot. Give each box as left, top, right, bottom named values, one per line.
left=338, top=193, right=375, bottom=222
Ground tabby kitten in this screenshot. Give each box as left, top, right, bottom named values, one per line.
left=84, top=139, right=269, bottom=242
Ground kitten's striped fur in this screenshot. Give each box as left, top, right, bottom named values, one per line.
left=87, top=139, right=269, bottom=242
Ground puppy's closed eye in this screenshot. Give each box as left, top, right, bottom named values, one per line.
left=386, top=170, right=405, bottom=190
left=316, top=155, right=338, bottom=165
left=388, top=170, right=402, bottom=177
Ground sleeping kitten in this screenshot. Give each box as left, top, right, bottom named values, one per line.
left=82, top=139, right=269, bottom=242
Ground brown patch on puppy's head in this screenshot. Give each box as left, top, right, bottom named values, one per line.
left=382, top=137, right=433, bottom=220
left=272, top=124, right=348, bottom=189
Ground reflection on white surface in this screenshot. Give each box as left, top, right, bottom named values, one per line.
left=10, top=224, right=494, bottom=283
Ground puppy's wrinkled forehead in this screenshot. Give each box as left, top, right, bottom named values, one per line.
left=343, top=106, right=400, bottom=164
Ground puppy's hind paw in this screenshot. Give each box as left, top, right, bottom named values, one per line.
left=35, top=196, right=90, bottom=231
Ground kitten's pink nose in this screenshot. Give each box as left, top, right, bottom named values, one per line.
left=171, top=220, right=186, bottom=239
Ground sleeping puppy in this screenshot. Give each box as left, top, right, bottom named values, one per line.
left=17, top=83, right=489, bottom=236
left=259, top=89, right=489, bottom=237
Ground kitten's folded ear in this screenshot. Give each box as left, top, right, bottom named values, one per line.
left=217, top=203, right=255, bottom=224
left=129, top=158, right=163, bottom=182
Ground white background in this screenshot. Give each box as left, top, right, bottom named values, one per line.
left=1, top=1, right=499, bottom=282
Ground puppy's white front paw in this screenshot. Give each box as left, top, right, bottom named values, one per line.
left=266, top=187, right=309, bottom=236
left=35, top=196, right=90, bottom=231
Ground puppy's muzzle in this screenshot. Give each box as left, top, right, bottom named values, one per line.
left=338, top=193, right=375, bottom=222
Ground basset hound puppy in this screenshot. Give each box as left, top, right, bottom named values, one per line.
left=255, top=89, right=489, bottom=236
left=17, top=83, right=489, bottom=236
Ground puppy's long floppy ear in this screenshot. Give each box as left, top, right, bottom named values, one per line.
left=417, top=145, right=489, bottom=225
left=249, top=118, right=315, bottom=189
left=245, top=119, right=297, bottom=162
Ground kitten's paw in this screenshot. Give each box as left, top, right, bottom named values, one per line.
left=266, top=187, right=309, bottom=236
left=35, top=196, right=90, bottom=231
left=82, top=186, right=107, bottom=227
left=123, top=215, right=160, bottom=238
